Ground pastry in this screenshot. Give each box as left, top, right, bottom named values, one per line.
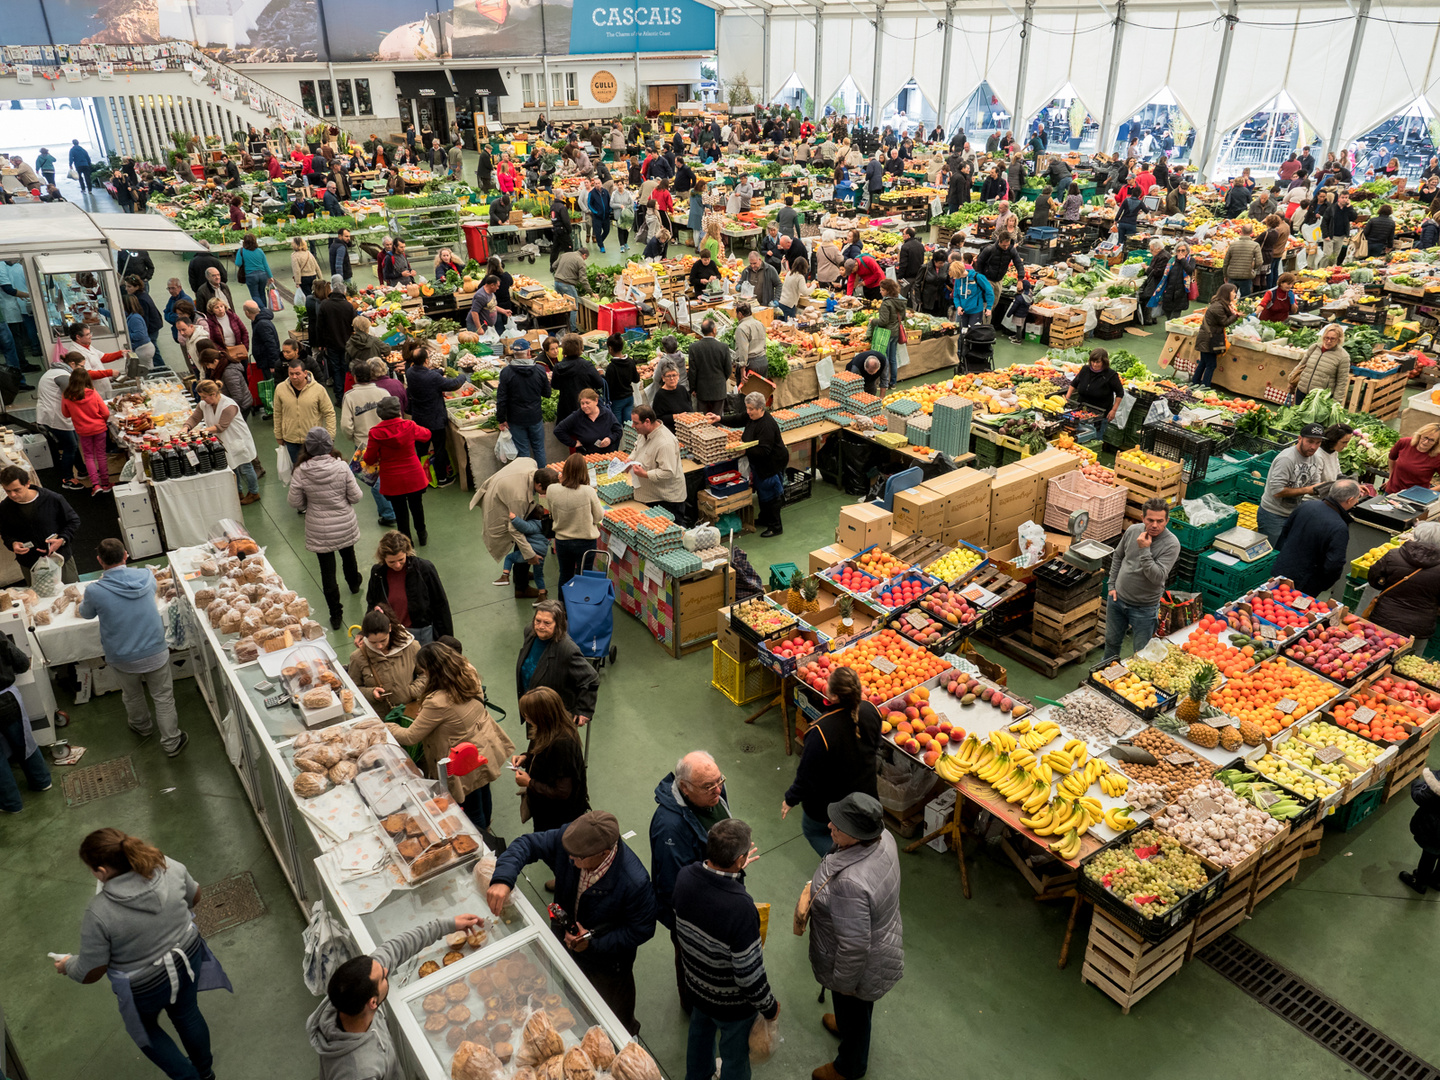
left=301, top=688, right=334, bottom=710
left=463, top=1021, right=490, bottom=1045
left=515, top=1011, right=563, bottom=1067
left=562, top=1048, right=596, bottom=1080
left=396, top=838, right=422, bottom=860
left=199, top=560, right=218, bottom=577
left=309, top=744, right=343, bottom=768
left=383, top=813, right=407, bottom=836
left=327, top=761, right=357, bottom=784
left=436, top=817, right=462, bottom=838
left=549, top=1008, right=576, bottom=1033
left=366, top=728, right=391, bottom=748
left=445, top=1025, right=467, bottom=1050
left=319, top=726, right=347, bottom=743
left=467, top=970, right=493, bottom=992
left=341, top=689, right=355, bottom=713
left=610, top=1042, right=661, bottom=1080
left=446, top=931, right=468, bottom=948
left=452, top=834, right=479, bottom=857
left=281, top=665, right=300, bottom=680
left=445, top=981, right=469, bottom=1002
left=292, top=772, right=330, bottom=798
left=423, top=1013, right=448, bottom=1033
left=492, top=1042, right=513, bottom=1065
left=319, top=669, right=342, bottom=690
left=422, top=992, right=447, bottom=1013
left=578, top=1028, right=615, bottom=1071
left=294, top=667, right=314, bottom=688
left=293, top=755, right=328, bottom=775
left=490, top=1022, right=511, bottom=1043
left=443, top=950, right=464, bottom=965
left=292, top=730, right=316, bottom=749
left=447, top=1004, right=471, bottom=1025
left=418, top=960, right=440, bottom=978
left=413, top=846, right=456, bottom=879
left=451, top=1042, right=505, bottom=1080
left=465, top=927, right=487, bottom=949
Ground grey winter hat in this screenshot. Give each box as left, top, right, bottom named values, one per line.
left=828, top=792, right=883, bottom=841
left=377, top=396, right=403, bottom=420
left=303, top=427, right=333, bottom=457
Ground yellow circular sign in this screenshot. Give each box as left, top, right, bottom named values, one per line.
left=591, top=71, right=618, bottom=104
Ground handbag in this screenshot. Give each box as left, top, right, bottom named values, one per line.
left=350, top=445, right=379, bottom=487
left=1363, top=567, right=1421, bottom=620
left=225, top=344, right=248, bottom=362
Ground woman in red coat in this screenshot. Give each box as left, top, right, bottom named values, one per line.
left=362, top=396, right=431, bottom=545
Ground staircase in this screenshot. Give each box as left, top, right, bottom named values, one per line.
left=0, top=41, right=337, bottom=164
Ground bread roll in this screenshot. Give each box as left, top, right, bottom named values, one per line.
left=234, top=639, right=260, bottom=663
left=609, top=1041, right=662, bottom=1080
left=578, top=1028, right=615, bottom=1071
left=451, top=1042, right=506, bottom=1080
left=294, top=754, right=329, bottom=775
left=327, top=761, right=358, bottom=784
left=292, top=772, right=331, bottom=798
left=515, top=1011, right=564, bottom=1067
left=301, top=688, right=334, bottom=710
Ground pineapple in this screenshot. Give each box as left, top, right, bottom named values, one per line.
left=1238, top=719, right=1265, bottom=747
left=1219, top=725, right=1243, bottom=752
left=1154, top=713, right=1184, bottom=736
left=785, top=575, right=805, bottom=614
left=837, top=594, right=855, bottom=626
left=1187, top=722, right=1221, bottom=749
left=800, top=574, right=821, bottom=613
left=1177, top=662, right=1219, bottom=726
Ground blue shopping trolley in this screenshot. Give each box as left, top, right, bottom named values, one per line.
left=561, top=549, right=617, bottom=760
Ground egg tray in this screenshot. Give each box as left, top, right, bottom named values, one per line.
left=1085, top=664, right=1176, bottom=722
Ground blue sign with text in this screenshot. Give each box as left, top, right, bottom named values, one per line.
left=568, top=0, right=716, bottom=55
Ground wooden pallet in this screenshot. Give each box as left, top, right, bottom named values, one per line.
left=1029, top=617, right=1100, bottom=654
left=1034, top=596, right=1103, bottom=634
left=1186, top=864, right=1257, bottom=960
left=1341, top=370, right=1408, bottom=422
left=986, top=627, right=1102, bottom=679
left=1080, top=910, right=1191, bottom=1013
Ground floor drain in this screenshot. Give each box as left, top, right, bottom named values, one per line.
left=740, top=742, right=760, bottom=754
left=193, top=872, right=267, bottom=937
left=1199, top=934, right=1440, bottom=1080
left=62, top=757, right=138, bottom=806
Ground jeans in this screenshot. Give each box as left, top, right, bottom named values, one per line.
left=316, top=546, right=361, bottom=620
left=776, top=302, right=796, bottom=319
left=1267, top=261, right=1281, bottom=290
left=1229, top=277, right=1253, bottom=298
left=461, top=783, right=492, bottom=832
left=372, top=485, right=395, bottom=524
left=509, top=421, right=547, bottom=466
left=958, top=311, right=983, bottom=331
left=284, top=441, right=302, bottom=464
left=0, top=322, right=18, bottom=371
left=131, top=941, right=213, bottom=1080
left=1116, top=224, right=1137, bottom=249
left=48, top=427, right=81, bottom=480
left=884, top=335, right=899, bottom=386
left=505, top=533, right=548, bottom=589
left=299, top=275, right=316, bottom=297
left=555, top=537, right=596, bottom=593
left=324, top=347, right=347, bottom=402
left=80, top=430, right=109, bottom=490
left=1102, top=595, right=1160, bottom=665
left=245, top=274, right=270, bottom=308
left=77, top=164, right=93, bottom=191
left=115, top=661, right=183, bottom=753
left=685, top=1007, right=755, bottom=1080
left=417, top=427, right=451, bottom=483
left=1194, top=351, right=1219, bottom=387
left=831, top=991, right=875, bottom=1080
left=801, top=812, right=832, bottom=856
left=234, top=460, right=258, bottom=496
left=594, top=215, right=611, bottom=248
left=610, top=395, right=633, bottom=427
left=0, top=693, right=51, bottom=813
left=554, top=281, right=580, bottom=332
left=389, top=489, right=427, bottom=541
left=1255, top=506, right=1289, bottom=548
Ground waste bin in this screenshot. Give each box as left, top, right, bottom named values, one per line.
left=462, top=222, right=490, bottom=264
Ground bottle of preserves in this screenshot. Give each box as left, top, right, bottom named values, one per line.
left=207, top=436, right=228, bottom=471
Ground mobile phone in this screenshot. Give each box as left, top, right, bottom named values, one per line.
left=263, top=692, right=290, bottom=708
left=254, top=679, right=275, bottom=693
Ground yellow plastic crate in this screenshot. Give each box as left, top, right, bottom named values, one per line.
left=1235, top=502, right=1258, bottom=529
left=711, top=643, right=780, bottom=705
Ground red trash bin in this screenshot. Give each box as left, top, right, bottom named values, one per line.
left=462, top=223, right=490, bottom=264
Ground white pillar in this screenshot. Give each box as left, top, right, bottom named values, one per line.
left=1196, top=0, right=1240, bottom=181
left=1097, top=0, right=1126, bottom=153
left=1329, top=0, right=1371, bottom=155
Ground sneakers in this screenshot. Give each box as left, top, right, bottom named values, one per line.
left=165, top=731, right=190, bottom=758
left=92, top=486, right=112, bottom=497
left=492, top=573, right=511, bottom=587
left=598, top=244, right=607, bottom=253
left=436, top=475, right=455, bottom=488
left=761, top=527, right=784, bottom=538
left=62, top=479, right=86, bottom=491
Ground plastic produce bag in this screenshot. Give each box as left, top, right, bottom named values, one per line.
left=877, top=754, right=940, bottom=811
left=30, top=554, right=63, bottom=598
left=302, top=901, right=358, bottom=997
left=1180, top=493, right=1234, bottom=527
left=494, top=428, right=518, bottom=464
left=275, top=445, right=293, bottom=486
left=750, top=1012, right=780, bottom=1063
left=1135, top=637, right=1170, bottom=663
left=1016, top=521, right=1047, bottom=567
left=814, top=354, right=835, bottom=389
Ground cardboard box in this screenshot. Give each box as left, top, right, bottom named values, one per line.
left=809, top=544, right=857, bottom=574
left=892, top=486, right=946, bottom=538
left=837, top=504, right=893, bottom=551
left=945, top=516, right=990, bottom=548
left=987, top=515, right=1032, bottom=550
left=1022, top=448, right=1081, bottom=487
left=807, top=603, right=879, bottom=641
left=988, top=539, right=1062, bottom=582
left=990, top=464, right=1039, bottom=521
left=924, top=468, right=992, bottom=526
left=677, top=566, right=731, bottom=617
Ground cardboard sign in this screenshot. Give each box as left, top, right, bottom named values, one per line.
left=871, top=655, right=897, bottom=674
left=904, top=611, right=930, bottom=630
left=1351, top=706, right=1376, bottom=725
left=1256, top=788, right=1282, bottom=808
left=1108, top=715, right=1135, bottom=736
left=1188, top=795, right=1223, bottom=822
left=1166, top=751, right=1197, bottom=766
left=1261, top=625, right=1278, bottom=640
left=1276, top=698, right=1299, bottom=715
left=1338, top=636, right=1365, bottom=654
left=607, top=535, right=627, bottom=560
left=1102, top=663, right=1127, bottom=682
left=1314, top=745, right=1346, bottom=764
left=1292, top=596, right=1313, bottom=610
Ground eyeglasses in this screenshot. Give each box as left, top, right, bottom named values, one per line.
left=688, top=775, right=726, bottom=793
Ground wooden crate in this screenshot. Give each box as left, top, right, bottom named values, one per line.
left=1048, top=325, right=1086, bottom=349
left=1080, top=910, right=1191, bottom=1013
left=1341, top=370, right=1408, bottom=421
left=986, top=626, right=1103, bottom=678
left=1382, top=726, right=1436, bottom=802
left=1187, top=862, right=1257, bottom=960
left=1033, top=597, right=1103, bottom=638
left=1248, top=843, right=1303, bottom=910
left=697, top=488, right=756, bottom=533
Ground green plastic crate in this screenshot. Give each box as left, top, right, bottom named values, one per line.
left=1194, top=549, right=1278, bottom=598
left=768, top=562, right=802, bottom=591
left=1232, top=450, right=1276, bottom=504
left=1183, top=460, right=1245, bottom=501
left=1169, top=507, right=1239, bottom=553
left=1328, top=784, right=1383, bottom=832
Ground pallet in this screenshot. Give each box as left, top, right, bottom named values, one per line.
left=1029, top=617, right=1100, bottom=655
left=1186, top=864, right=1256, bottom=960
left=1080, top=910, right=1191, bottom=1013
left=1340, top=369, right=1408, bottom=422
left=986, top=627, right=1102, bottom=679
left=1033, top=596, right=1103, bottom=634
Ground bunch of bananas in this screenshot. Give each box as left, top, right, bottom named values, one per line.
left=1042, top=739, right=1089, bottom=777
left=994, top=768, right=1053, bottom=814
left=1103, top=807, right=1138, bottom=832
left=1058, top=755, right=1117, bottom=799
left=934, top=750, right=966, bottom=784
left=1008, top=716, right=1061, bottom=751
left=1098, top=770, right=1130, bottom=798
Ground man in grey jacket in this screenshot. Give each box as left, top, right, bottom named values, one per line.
left=308, top=913, right=482, bottom=1080
left=1101, top=497, right=1182, bottom=664
left=687, top=319, right=731, bottom=415
left=729, top=302, right=768, bottom=377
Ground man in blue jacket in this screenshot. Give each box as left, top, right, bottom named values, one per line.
left=650, top=751, right=735, bottom=1011
left=329, top=228, right=352, bottom=287
left=78, top=538, right=187, bottom=758
left=487, top=810, right=656, bottom=1034
left=68, top=139, right=93, bottom=192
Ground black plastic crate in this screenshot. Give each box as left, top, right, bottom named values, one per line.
left=1094, top=321, right=1125, bottom=341
left=1143, top=422, right=1221, bottom=483
left=1077, top=830, right=1229, bottom=942
left=1228, top=431, right=1288, bottom=455
left=781, top=467, right=812, bottom=505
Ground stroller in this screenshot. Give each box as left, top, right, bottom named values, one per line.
left=957, top=323, right=996, bottom=373
left=561, top=549, right=618, bottom=760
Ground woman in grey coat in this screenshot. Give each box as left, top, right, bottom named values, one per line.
left=287, top=426, right=364, bottom=629
left=808, top=792, right=903, bottom=1080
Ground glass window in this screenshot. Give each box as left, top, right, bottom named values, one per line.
left=522, top=73, right=534, bottom=108
left=42, top=270, right=115, bottom=341
left=565, top=72, right=577, bottom=105
left=318, top=80, right=336, bottom=118
left=337, top=79, right=354, bottom=117
left=552, top=72, right=564, bottom=108
left=298, top=80, right=319, bottom=116
left=355, top=79, right=373, bottom=115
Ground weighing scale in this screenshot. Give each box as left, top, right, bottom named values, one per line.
left=1212, top=526, right=1273, bottom=562
left=1062, top=509, right=1117, bottom=571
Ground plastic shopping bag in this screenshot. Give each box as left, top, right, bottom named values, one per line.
left=275, top=445, right=294, bottom=486
left=749, top=1012, right=779, bottom=1063
left=268, top=284, right=283, bottom=312
left=293, top=286, right=305, bottom=307
left=494, top=428, right=518, bottom=464
left=30, top=554, right=63, bottom=598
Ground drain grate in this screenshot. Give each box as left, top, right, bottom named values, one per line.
left=193, top=872, right=266, bottom=937
left=62, top=757, right=139, bottom=806
left=1200, top=935, right=1440, bottom=1080
left=740, top=742, right=761, bottom=754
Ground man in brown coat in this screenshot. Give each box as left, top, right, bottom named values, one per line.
left=1222, top=222, right=1263, bottom=297
left=472, top=456, right=558, bottom=599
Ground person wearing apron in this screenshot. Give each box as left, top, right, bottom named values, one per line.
left=56, top=829, right=231, bottom=1080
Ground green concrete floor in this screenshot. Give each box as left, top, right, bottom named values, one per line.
left=3, top=169, right=1437, bottom=1080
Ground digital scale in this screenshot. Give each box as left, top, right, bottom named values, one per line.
left=1212, top=526, right=1273, bottom=562
left=1062, top=509, right=1117, bottom=572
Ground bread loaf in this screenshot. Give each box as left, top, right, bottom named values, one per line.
left=285, top=597, right=311, bottom=619
left=450, top=1042, right=505, bottom=1080
left=263, top=630, right=295, bottom=653
left=194, top=588, right=216, bottom=606
left=292, top=730, right=317, bottom=749
left=327, top=761, right=358, bottom=784
left=302, top=688, right=334, bottom=710
left=292, top=772, right=331, bottom=798
left=234, top=639, right=260, bottom=663
left=578, top=1028, right=615, bottom=1071
left=608, top=1041, right=662, bottom=1080
left=199, top=560, right=218, bottom=577
left=293, top=754, right=329, bottom=774
left=412, top=846, right=457, bottom=878
left=301, top=619, right=326, bottom=640
left=515, top=1012, right=564, bottom=1067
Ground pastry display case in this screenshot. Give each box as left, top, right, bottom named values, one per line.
left=355, top=744, right=484, bottom=885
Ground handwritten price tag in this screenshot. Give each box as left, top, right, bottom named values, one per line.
left=1102, top=663, right=1127, bottom=682
left=1291, top=595, right=1313, bottom=610
left=1351, top=706, right=1376, bottom=725
left=1107, top=715, right=1135, bottom=736
left=1314, top=745, right=1346, bottom=764
left=871, top=655, right=897, bottom=674
left=1166, top=751, right=1197, bottom=766
left=1276, top=698, right=1299, bottom=715
left=1261, top=625, right=1278, bottom=640
left=1338, top=637, right=1365, bottom=654
left=904, top=611, right=930, bottom=630
left=1188, top=795, right=1223, bottom=822
left=1256, top=788, right=1282, bottom=808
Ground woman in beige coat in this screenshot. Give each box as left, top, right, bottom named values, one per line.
left=386, top=641, right=515, bottom=832
left=289, top=237, right=321, bottom=297
left=1290, top=323, right=1350, bottom=401
left=347, top=606, right=425, bottom=710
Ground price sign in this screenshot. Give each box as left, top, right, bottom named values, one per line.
left=871, top=655, right=897, bottom=674
left=1261, top=625, right=1278, bottom=640
left=643, top=559, right=665, bottom=590
left=1276, top=698, right=1299, bottom=715
left=1188, top=795, right=1223, bottom=822
left=1102, top=663, right=1127, bottom=682
left=1338, top=636, right=1365, bottom=654
left=1292, top=595, right=1313, bottom=610
left=607, top=535, right=627, bottom=560
left=1351, top=706, right=1376, bottom=725
left=1108, top=715, right=1135, bottom=736
left=185, top=449, right=199, bottom=467
left=904, top=611, right=930, bottom=630
left=1314, top=745, right=1346, bottom=764
left=1166, top=751, right=1197, bottom=766
left=1255, top=788, right=1282, bottom=808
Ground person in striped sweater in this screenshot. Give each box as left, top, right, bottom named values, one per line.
left=672, top=819, right=779, bottom=1080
